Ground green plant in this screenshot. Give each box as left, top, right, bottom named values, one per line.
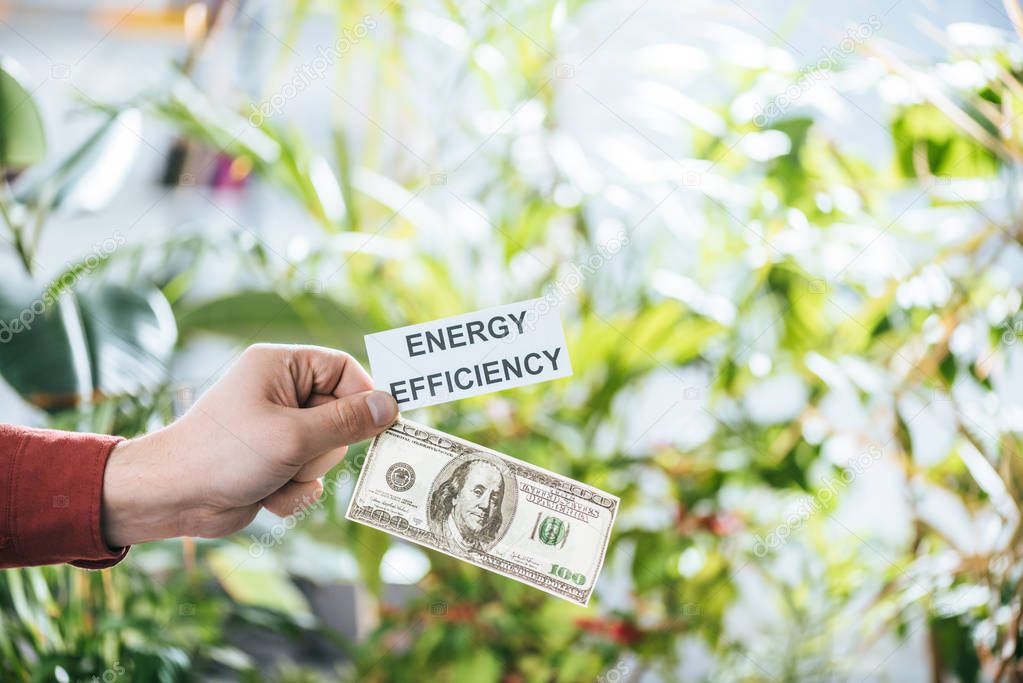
left=142, top=3, right=1023, bottom=680
left=5, top=2, right=1023, bottom=681
left=0, top=60, right=249, bottom=682
left=0, top=60, right=176, bottom=416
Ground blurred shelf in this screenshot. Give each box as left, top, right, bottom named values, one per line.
left=1, top=1, right=194, bottom=35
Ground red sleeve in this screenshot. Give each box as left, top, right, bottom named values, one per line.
left=0, top=424, right=130, bottom=569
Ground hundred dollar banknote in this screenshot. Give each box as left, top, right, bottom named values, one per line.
left=346, top=418, right=619, bottom=606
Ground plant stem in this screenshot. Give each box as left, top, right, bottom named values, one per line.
left=26, top=202, right=49, bottom=269
left=0, top=183, right=33, bottom=276
left=11, top=231, right=33, bottom=276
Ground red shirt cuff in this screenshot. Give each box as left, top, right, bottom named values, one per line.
left=1, top=425, right=130, bottom=569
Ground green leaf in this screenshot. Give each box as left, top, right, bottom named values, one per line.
left=556, top=649, right=603, bottom=682
left=79, top=284, right=177, bottom=398
left=207, top=547, right=312, bottom=621
left=535, top=599, right=577, bottom=651
left=155, top=77, right=279, bottom=166
left=333, top=130, right=359, bottom=230
left=766, top=264, right=828, bottom=352
left=571, top=301, right=721, bottom=378
left=930, top=615, right=981, bottom=683
left=120, top=644, right=190, bottom=683
left=631, top=531, right=676, bottom=593
left=0, top=278, right=92, bottom=407
left=892, top=103, right=998, bottom=178
left=453, top=649, right=501, bottom=683
left=351, top=524, right=390, bottom=595
left=0, top=277, right=176, bottom=411
left=14, top=109, right=142, bottom=215
left=763, top=117, right=815, bottom=209
left=176, top=290, right=368, bottom=354
left=0, top=59, right=46, bottom=169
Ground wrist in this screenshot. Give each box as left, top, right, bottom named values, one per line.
left=102, top=429, right=191, bottom=547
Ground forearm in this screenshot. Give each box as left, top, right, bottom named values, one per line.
left=102, top=429, right=192, bottom=548
left=3, top=345, right=398, bottom=567
left=0, top=424, right=128, bottom=569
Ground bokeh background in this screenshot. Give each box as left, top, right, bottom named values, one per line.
left=2, top=0, right=1023, bottom=680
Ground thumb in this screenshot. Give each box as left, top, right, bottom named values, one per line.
left=295, top=390, right=398, bottom=454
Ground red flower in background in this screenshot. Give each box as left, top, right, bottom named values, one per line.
left=574, top=617, right=643, bottom=645
left=429, top=602, right=476, bottom=623
left=676, top=503, right=744, bottom=537
left=701, top=511, right=743, bottom=536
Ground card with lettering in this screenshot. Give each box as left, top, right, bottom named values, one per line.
left=364, top=299, right=572, bottom=410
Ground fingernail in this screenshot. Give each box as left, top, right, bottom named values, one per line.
left=366, top=391, right=398, bottom=426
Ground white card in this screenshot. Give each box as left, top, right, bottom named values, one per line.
left=365, top=299, right=572, bottom=410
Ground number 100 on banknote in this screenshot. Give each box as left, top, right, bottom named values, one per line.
left=347, top=419, right=619, bottom=606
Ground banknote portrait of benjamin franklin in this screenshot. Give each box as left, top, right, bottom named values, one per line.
left=427, top=453, right=517, bottom=552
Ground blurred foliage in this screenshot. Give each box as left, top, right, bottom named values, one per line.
left=0, top=58, right=45, bottom=169
left=3, top=0, right=1023, bottom=681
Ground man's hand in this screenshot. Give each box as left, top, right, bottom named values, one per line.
left=101, top=344, right=399, bottom=547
